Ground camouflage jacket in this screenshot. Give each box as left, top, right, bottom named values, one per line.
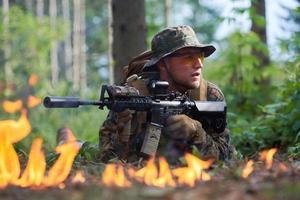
left=99, top=77, right=234, bottom=164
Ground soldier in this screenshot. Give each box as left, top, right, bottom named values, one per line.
left=100, top=25, right=233, bottom=164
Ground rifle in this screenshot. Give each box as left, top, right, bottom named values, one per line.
left=44, top=81, right=227, bottom=156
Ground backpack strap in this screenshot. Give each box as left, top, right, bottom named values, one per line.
left=189, top=78, right=207, bottom=101
left=126, top=74, right=150, bottom=96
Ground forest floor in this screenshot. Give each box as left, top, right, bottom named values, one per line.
left=0, top=158, right=299, bottom=200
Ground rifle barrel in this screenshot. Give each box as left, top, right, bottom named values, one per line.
left=43, top=96, right=101, bottom=108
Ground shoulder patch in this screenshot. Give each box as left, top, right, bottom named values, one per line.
left=207, top=82, right=225, bottom=101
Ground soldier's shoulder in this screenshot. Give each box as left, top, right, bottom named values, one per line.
left=206, top=81, right=225, bottom=101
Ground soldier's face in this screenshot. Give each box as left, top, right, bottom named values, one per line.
left=162, top=48, right=204, bottom=91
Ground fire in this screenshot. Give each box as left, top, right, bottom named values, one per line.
left=0, top=111, right=80, bottom=188
left=0, top=110, right=32, bottom=188
left=17, top=138, right=46, bottom=187
left=0, top=131, right=22, bottom=188
left=102, top=154, right=213, bottom=188
left=2, top=99, right=23, bottom=113
left=172, top=154, right=212, bottom=187
left=27, top=95, right=42, bottom=108
left=128, top=157, right=176, bottom=188
left=0, top=109, right=31, bottom=144
left=71, top=171, right=86, bottom=184
left=102, top=164, right=131, bottom=187
left=28, top=74, right=39, bottom=86
left=43, top=134, right=81, bottom=186
left=241, top=160, right=254, bottom=178
left=259, top=148, right=277, bottom=169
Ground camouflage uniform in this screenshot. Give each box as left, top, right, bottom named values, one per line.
left=99, top=25, right=234, bottom=163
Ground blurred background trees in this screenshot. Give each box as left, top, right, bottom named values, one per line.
left=0, top=0, right=299, bottom=158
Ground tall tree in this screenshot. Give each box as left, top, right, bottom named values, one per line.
left=80, top=0, right=87, bottom=91
left=62, top=0, right=73, bottom=81
left=36, top=0, right=44, bottom=21
left=25, top=0, right=33, bottom=12
left=73, top=0, right=81, bottom=91
left=110, top=0, right=147, bottom=84
left=108, top=0, right=114, bottom=84
left=164, top=0, right=172, bottom=27
left=250, top=0, right=270, bottom=77
left=3, top=0, right=12, bottom=87
left=73, top=0, right=87, bottom=91
left=50, top=0, right=59, bottom=85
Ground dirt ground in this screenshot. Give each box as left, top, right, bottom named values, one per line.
left=1, top=159, right=299, bottom=200
left=0, top=176, right=299, bottom=200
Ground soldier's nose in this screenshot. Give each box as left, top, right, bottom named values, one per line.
left=194, top=58, right=203, bottom=69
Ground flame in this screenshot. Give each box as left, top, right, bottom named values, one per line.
left=17, top=138, right=46, bottom=187
left=2, top=100, right=23, bottom=113
left=28, top=74, right=39, bottom=86
left=0, top=111, right=31, bottom=188
left=172, top=154, right=212, bottom=187
left=103, top=153, right=213, bottom=188
left=0, top=110, right=31, bottom=144
left=0, top=132, right=21, bottom=187
left=155, top=157, right=176, bottom=187
left=72, top=171, right=86, bottom=184
left=27, top=95, right=42, bottom=108
left=259, top=148, right=277, bottom=169
left=241, top=160, right=254, bottom=178
left=43, top=133, right=80, bottom=186
left=102, top=164, right=131, bottom=187
left=0, top=112, right=80, bottom=188
left=128, top=157, right=176, bottom=188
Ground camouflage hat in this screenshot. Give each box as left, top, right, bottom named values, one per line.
left=143, top=25, right=216, bottom=69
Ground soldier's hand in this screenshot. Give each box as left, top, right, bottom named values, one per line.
left=116, top=109, right=133, bottom=131
left=164, top=115, right=202, bottom=140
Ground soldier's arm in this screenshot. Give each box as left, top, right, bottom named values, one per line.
left=99, top=111, right=120, bottom=162
left=191, top=82, right=233, bottom=160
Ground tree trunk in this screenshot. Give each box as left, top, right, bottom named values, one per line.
left=3, top=0, right=12, bottom=86
left=250, top=0, right=270, bottom=71
left=108, top=0, right=114, bottom=84
left=73, top=0, right=81, bottom=91
left=111, top=0, right=147, bottom=84
left=25, top=0, right=33, bottom=12
left=50, top=0, right=59, bottom=86
left=36, top=0, right=44, bottom=21
left=80, top=0, right=87, bottom=92
left=63, top=0, right=73, bottom=82
left=164, top=0, right=172, bottom=27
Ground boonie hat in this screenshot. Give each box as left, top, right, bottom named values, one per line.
left=143, top=25, right=216, bottom=69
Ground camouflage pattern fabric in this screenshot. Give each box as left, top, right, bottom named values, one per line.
left=99, top=80, right=234, bottom=163
left=143, top=25, right=216, bottom=70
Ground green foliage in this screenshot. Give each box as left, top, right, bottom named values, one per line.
left=0, top=5, right=108, bottom=152
left=78, top=142, right=101, bottom=161
left=85, top=0, right=108, bottom=85
left=0, top=6, right=65, bottom=95
left=204, top=1, right=299, bottom=157
left=230, top=62, right=299, bottom=157
left=205, top=30, right=278, bottom=116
